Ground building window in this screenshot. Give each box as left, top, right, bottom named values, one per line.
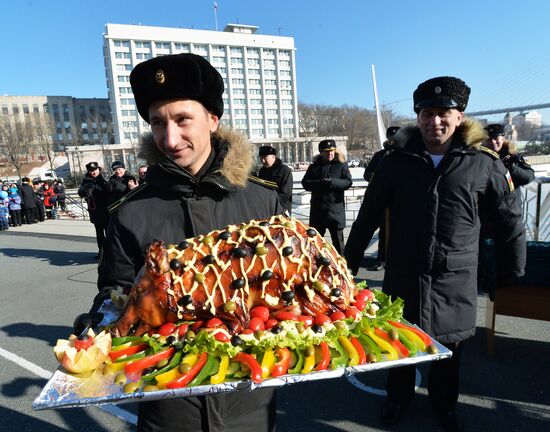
left=251, top=109, right=263, bottom=115
left=174, top=42, right=190, bottom=52
left=118, top=76, right=131, bottom=82
left=135, top=41, right=151, bottom=48
left=232, top=98, right=246, bottom=105
left=212, top=56, right=225, bottom=63
left=2, top=105, right=8, bottom=115
left=136, top=52, right=152, bottom=60
left=193, top=44, right=208, bottom=55
left=234, top=109, right=246, bottom=115
left=280, top=70, right=291, bottom=77
left=248, top=79, right=261, bottom=86
left=114, top=40, right=130, bottom=48
left=231, top=78, right=244, bottom=85
left=247, top=59, right=259, bottom=67
left=263, top=59, right=275, bottom=68
left=12, top=106, right=19, bottom=115
left=155, top=42, right=171, bottom=50
left=250, top=99, right=262, bottom=105
left=267, top=109, right=277, bottom=115
left=232, top=88, right=245, bottom=95
left=251, top=128, right=264, bottom=137
left=247, top=48, right=259, bottom=56
left=279, top=60, right=291, bottom=68
left=265, top=79, right=277, bottom=86
left=230, top=47, right=243, bottom=55
left=248, top=69, right=260, bottom=76
left=22, top=105, right=29, bottom=114
left=251, top=119, right=263, bottom=125
left=231, top=67, right=243, bottom=75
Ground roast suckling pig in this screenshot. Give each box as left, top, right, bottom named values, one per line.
left=113, top=215, right=356, bottom=337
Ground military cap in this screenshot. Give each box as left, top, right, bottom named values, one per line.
left=130, top=53, right=224, bottom=123
left=318, top=139, right=337, bottom=152
left=386, top=126, right=400, bottom=139
left=22, top=177, right=30, bottom=183
left=485, top=124, right=505, bottom=138
left=259, top=146, right=277, bottom=157
left=85, top=162, right=99, bottom=172
left=413, top=76, right=471, bottom=113
left=111, top=160, right=125, bottom=170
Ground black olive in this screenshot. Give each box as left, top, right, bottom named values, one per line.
left=261, top=270, right=273, bottom=281
left=282, top=246, right=294, bottom=257
left=169, top=259, right=181, bottom=270
left=233, top=247, right=248, bottom=259
left=232, top=278, right=245, bottom=289
left=218, top=231, right=231, bottom=241
left=271, top=325, right=282, bottom=334
left=281, top=291, right=295, bottom=302
left=77, top=334, right=90, bottom=341
left=316, top=256, right=330, bottom=267
left=331, top=288, right=341, bottom=298
left=259, top=221, right=270, bottom=227
left=142, top=367, right=155, bottom=375
left=166, top=336, right=176, bottom=345
left=177, top=240, right=190, bottom=250
left=202, top=254, right=215, bottom=265
left=173, top=341, right=184, bottom=350
left=231, top=335, right=243, bottom=346
left=306, top=228, right=317, bottom=237
left=177, top=294, right=193, bottom=306
left=312, top=324, right=323, bottom=334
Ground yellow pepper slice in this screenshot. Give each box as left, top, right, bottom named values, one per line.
left=261, top=349, right=276, bottom=378
left=210, top=354, right=229, bottom=385
left=365, top=328, right=398, bottom=361
left=181, top=353, right=198, bottom=366
left=155, top=368, right=180, bottom=388
left=338, top=336, right=360, bottom=366
left=397, top=327, right=427, bottom=351
left=301, top=350, right=316, bottom=374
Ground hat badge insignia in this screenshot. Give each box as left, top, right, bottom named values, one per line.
left=155, top=70, right=166, bottom=84
left=434, top=86, right=442, bottom=95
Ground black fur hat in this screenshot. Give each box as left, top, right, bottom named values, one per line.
left=318, top=139, right=337, bottom=152
left=85, top=162, right=99, bottom=172
left=485, top=124, right=505, bottom=138
left=258, top=146, right=277, bottom=156
left=130, top=53, right=224, bottom=123
left=413, top=76, right=470, bottom=113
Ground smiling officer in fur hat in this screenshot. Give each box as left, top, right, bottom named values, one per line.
left=345, top=76, right=526, bottom=431
left=90, top=53, right=282, bottom=432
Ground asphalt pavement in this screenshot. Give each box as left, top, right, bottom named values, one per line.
left=1, top=219, right=549, bottom=431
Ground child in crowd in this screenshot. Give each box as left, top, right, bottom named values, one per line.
left=0, top=190, right=10, bottom=231
left=8, top=185, right=22, bottom=226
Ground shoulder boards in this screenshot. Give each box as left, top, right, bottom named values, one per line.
left=107, top=182, right=148, bottom=214
left=479, top=146, right=499, bottom=159
left=248, top=175, right=278, bottom=190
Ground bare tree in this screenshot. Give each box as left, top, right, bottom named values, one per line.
left=29, top=111, right=58, bottom=172
left=0, top=114, right=33, bottom=179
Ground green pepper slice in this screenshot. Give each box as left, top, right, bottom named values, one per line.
left=288, top=349, right=304, bottom=374
left=358, top=333, right=382, bottom=362
left=330, top=339, right=349, bottom=369
left=189, top=354, right=219, bottom=386
left=142, top=351, right=183, bottom=382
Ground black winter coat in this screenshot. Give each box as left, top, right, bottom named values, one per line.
left=78, top=173, right=110, bottom=226
left=107, top=173, right=136, bottom=206
left=344, top=119, right=526, bottom=344
left=258, top=158, right=294, bottom=213
left=497, top=139, right=535, bottom=190
left=19, top=183, right=37, bottom=209
left=95, top=128, right=282, bottom=432
left=301, top=151, right=352, bottom=229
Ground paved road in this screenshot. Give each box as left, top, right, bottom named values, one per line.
left=1, top=219, right=549, bottom=431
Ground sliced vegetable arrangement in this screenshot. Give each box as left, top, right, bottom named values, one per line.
left=54, top=284, right=439, bottom=393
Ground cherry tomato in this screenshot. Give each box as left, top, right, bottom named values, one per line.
left=265, top=318, right=278, bottom=329
left=157, top=323, right=177, bottom=337
left=298, top=315, right=313, bottom=327
left=248, top=317, right=265, bottom=332
left=345, top=307, right=361, bottom=320
left=354, top=298, right=366, bottom=311
left=356, top=289, right=374, bottom=303
left=314, top=314, right=332, bottom=326
left=241, top=329, right=255, bottom=335
left=330, top=311, right=346, bottom=321
left=177, top=323, right=189, bottom=338
left=214, top=332, right=230, bottom=342
left=206, top=318, right=224, bottom=329
left=276, top=311, right=298, bottom=321
left=74, top=335, right=94, bottom=351
left=192, top=320, right=205, bottom=332
left=250, top=306, right=270, bottom=322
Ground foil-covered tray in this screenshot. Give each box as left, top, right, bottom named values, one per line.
left=33, top=303, right=452, bottom=411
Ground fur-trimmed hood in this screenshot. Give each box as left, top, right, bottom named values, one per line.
left=392, top=117, right=487, bottom=152
left=138, top=126, right=253, bottom=188
left=499, top=139, right=518, bottom=156
left=311, top=149, right=346, bottom=164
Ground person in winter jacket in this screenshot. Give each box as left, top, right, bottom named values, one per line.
left=7, top=185, right=22, bottom=226
left=0, top=190, right=9, bottom=230
left=19, top=177, right=37, bottom=224
left=33, top=179, right=46, bottom=222
left=42, top=182, right=55, bottom=219
left=53, top=178, right=67, bottom=211
left=107, top=160, right=138, bottom=207
left=483, top=123, right=535, bottom=192
left=362, top=126, right=400, bottom=271
left=301, top=139, right=352, bottom=254
left=92, top=53, right=282, bottom=432
left=344, top=76, right=526, bottom=431
left=258, top=145, right=293, bottom=214
left=78, top=162, right=110, bottom=257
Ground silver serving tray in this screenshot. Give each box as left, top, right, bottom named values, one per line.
left=33, top=302, right=452, bottom=411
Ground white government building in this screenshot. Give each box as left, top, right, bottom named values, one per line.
left=103, top=23, right=300, bottom=144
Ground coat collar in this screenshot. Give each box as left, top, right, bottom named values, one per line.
left=312, top=149, right=346, bottom=164
left=138, top=126, right=253, bottom=188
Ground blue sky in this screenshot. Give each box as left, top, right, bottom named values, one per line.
left=2, top=0, right=550, bottom=123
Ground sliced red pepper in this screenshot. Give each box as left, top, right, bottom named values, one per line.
left=316, top=341, right=331, bottom=371
left=108, top=343, right=148, bottom=361
left=350, top=336, right=367, bottom=364
left=374, top=328, right=410, bottom=357
left=166, top=352, right=208, bottom=389
left=214, top=331, right=230, bottom=342
left=271, top=348, right=291, bottom=377
left=388, top=320, right=432, bottom=346
left=124, top=347, right=175, bottom=375
left=234, top=352, right=263, bottom=383
left=177, top=323, right=189, bottom=338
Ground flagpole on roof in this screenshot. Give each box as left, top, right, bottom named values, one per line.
left=371, top=65, right=386, bottom=150
left=214, top=2, right=219, bottom=31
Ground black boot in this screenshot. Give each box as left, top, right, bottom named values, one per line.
left=380, top=399, right=407, bottom=426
